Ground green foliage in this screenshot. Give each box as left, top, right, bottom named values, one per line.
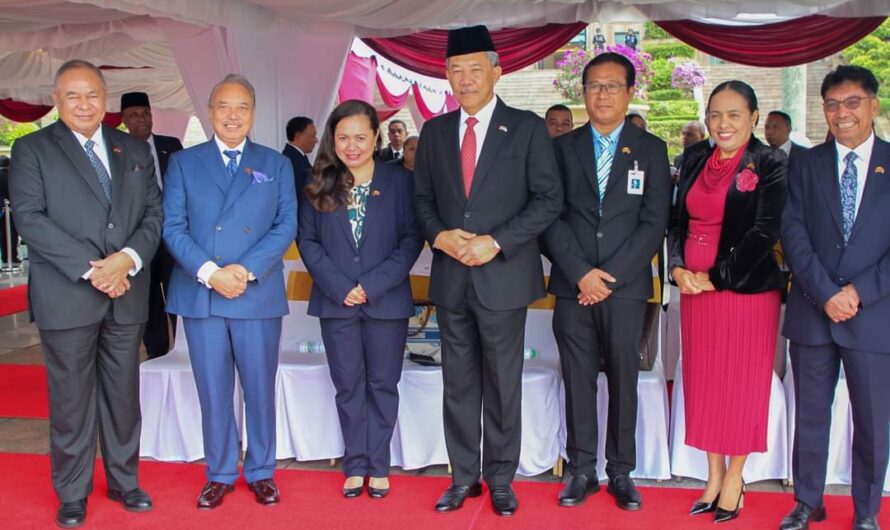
left=648, top=100, right=699, bottom=117
left=643, top=21, right=671, bottom=40
left=648, top=88, right=684, bottom=101
left=648, top=119, right=692, bottom=160
left=843, top=21, right=890, bottom=111
left=642, top=42, right=695, bottom=61
left=649, top=58, right=674, bottom=92
left=0, top=121, right=38, bottom=146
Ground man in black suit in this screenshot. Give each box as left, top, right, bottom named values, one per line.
left=544, top=52, right=671, bottom=510
left=11, top=61, right=161, bottom=528
left=414, top=25, right=562, bottom=517
left=765, top=111, right=808, bottom=160
left=379, top=119, right=407, bottom=162
left=0, top=155, right=19, bottom=265
left=120, top=92, right=183, bottom=359
left=282, top=116, right=317, bottom=198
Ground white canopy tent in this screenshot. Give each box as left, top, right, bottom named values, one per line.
left=0, top=0, right=885, bottom=145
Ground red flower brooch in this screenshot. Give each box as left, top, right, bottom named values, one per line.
left=736, top=167, right=759, bottom=192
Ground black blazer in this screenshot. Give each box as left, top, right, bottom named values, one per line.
left=378, top=145, right=400, bottom=162
left=789, top=142, right=809, bottom=160
left=668, top=136, right=787, bottom=293
left=414, top=97, right=563, bottom=311
left=10, top=121, right=163, bottom=329
left=152, top=134, right=183, bottom=179
left=544, top=119, right=672, bottom=300
left=282, top=143, right=311, bottom=199
left=299, top=162, right=423, bottom=319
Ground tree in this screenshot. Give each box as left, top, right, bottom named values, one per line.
left=843, top=20, right=890, bottom=110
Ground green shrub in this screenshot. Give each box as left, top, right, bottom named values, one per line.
left=642, top=42, right=695, bottom=61
left=648, top=100, right=699, bottom=117
left=643, top=21, right=671, bottom=40
left=648, top=88, right=684, bottom=101
left=649, top=58, right=673, bottom=92
left=0, top=121, right=38, bottom=146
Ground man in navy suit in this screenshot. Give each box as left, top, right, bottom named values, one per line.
left=765, top=111, right=808, bottom=161
left=282, top=116, right=317, bottom=200
left=780, top=65, right=889, bottom=530
left=163, top=74, right=297, bottom=509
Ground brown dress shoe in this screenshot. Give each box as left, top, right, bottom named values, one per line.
left=248, top=479, right=280, bottom=505
left=197, top=481, right=234, bottom=509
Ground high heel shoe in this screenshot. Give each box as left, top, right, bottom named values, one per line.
left=688, top=494, right=720, bottom=515
left=714, top=480, right=745, bottom=523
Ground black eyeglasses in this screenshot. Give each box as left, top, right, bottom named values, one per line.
left=584, top=82, right=627, bottom=95
left=823, top=95, right=873, bottom=112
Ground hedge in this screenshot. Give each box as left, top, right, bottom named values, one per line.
left=648, top=100, right=699, bottom=117
left=649, top=58, right=674, bottom=92
left=648, top=88, right=684, bottom=101
left=643, top=42, right=695, bottom=61
left=643, top=21, right=671, bottom=40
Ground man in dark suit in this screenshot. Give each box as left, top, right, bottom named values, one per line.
left=780, top=65, right=889, bottom=530
left=10, top=60, right=161, bottom=528
left=545, top=52, right=671, bottom=510
left=163, top=74, right=297, bottom=510
left=0, top=155, right=19, bottom=266
left=672, top=120, right=706, bottom=176
left=120, top=91, right=184, bottom=358
left=765, top=111, right=808, bottom=160
left=282, top=116, right=317, bottom=199
left=379, top=119, right=407, bottom=162
left=414, top=25, right=562, bottom=516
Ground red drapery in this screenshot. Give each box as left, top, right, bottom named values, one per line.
left=362, top=22, right=587, bottom=79
left=0, top=99, right=52, bottom=122
left=657, top=15, right=887, bottom=68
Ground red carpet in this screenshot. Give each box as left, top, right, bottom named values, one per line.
left=0, top=453, right=885, bottom=530
left=0, top=365, right=48, bottom=419
left=0, top=284, right=27, bottom=317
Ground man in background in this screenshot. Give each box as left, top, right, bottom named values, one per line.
left=673, top=120, right=706, bottom=179
left=282, top=116, right=317, bottom=198
left=120, top=91, right=184, bottom=358
left=379, top=119, right=408, bottom=161
left=545, top=104, right=574, bottom=138
left=765, top=110, right=808, bottom=160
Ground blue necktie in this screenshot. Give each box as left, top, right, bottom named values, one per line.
left=224, top=149, right=240, bottom=179
left=840, top=151, right=857, bottom=243
left=83, top=139, right=112, bottom=201
left=596, top=134, right=614, bottom=203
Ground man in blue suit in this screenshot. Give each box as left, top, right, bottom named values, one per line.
left=780, top=65, right=889, bottom=530
left=163, top=74, right=297, bottom=509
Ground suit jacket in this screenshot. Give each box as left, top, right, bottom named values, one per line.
left=789, top=142, right=808, bottom=160
left=152, top=134, right=184, bottom=179
left=10, top=121, right=163, bottom=329
left=781, top=136, right=890, bottom=353
left=298, top=162, right=423, bottom=319
left=163, top=138, right=298, bottom=319
left=282, top=143, right=312, bottom=199
left=669, top=136, right=787, bottom=293
left=378, top=145, right=401, bottom=163
left=414, top=98, right=563, bottom=311
left=545, top=119, right=672, bottom=300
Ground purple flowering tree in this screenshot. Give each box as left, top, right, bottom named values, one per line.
left=670, top=60, right=707, bottom=95
left=552, top=44, right=654, bottom=102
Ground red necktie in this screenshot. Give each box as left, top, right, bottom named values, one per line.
left=461, top=117, right=478, bottom=197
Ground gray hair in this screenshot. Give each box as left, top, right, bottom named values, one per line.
left=208, top=74, right=256, bottom=108
left=446, top=51, right=500, bottom=69
left=404, top=135, right=419, bottom=146
left=685, top=120, right=706, bottom=135
left=54, top=59, right=107, bottom=90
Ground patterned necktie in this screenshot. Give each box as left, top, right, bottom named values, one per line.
left=223, top=149, right=240, bottom=179
left=83, top=139, right=112, bottom=201
left=461, top=117, right=478, bottom=197
left=840, top=151, right=858, bottom=243
left=596, top=134, right=614, bottom=202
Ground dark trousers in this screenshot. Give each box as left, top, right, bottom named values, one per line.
left=790, top=342, right=890, bottom=518
left=320, top=315, right=407, bottom=477
left=183, top=316, right=281, bottom=484
left=142, top=255, right=174, bottom=358
left=437, top=279, right=527, bottom=487
left=39, top=310, right=143, bottom=502
left=553, top=296, right=645, bottom=478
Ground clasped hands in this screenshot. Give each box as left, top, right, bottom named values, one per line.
left=824, top=284, right=859, bottom=323
left=672, top=267, right=715, bottom=295
left=434, top=229, right=499, bottom=266
left=343, top=284, right=367, bottom=307
left=577, top=268, right=617, bottom=305
left=209, top=264, right=250, bottom=299
left=89, top=251, right=135, bottom=299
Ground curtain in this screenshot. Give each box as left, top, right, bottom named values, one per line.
left=656, top=15, right=887, bottom=68
left=362, top=22, right=587, bottom=79
left=0, top=99, right=51, bottom=122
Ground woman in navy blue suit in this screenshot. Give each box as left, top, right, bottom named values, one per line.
left=299, top=100, right=423, bottom=498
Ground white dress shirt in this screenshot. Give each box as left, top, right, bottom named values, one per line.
left=459, top=95, right=498, bottom=163
left=835, top=133, right=874, bottom=218
left=779, top=139, right=792, bottom=157
left=72, top=128, right=142, bottom=279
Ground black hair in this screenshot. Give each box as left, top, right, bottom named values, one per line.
left=820, top=65, right=879, bottom=98
left=546, top=104, right=572, bottom=116
left=305, top=100, right=379, bottom=212
left=582, top=52, right=635, bottom=90
left=387, top=119, right=407, bottom=131
left=285, top=116, right=313, bottom=142
left=708, top=80, right=758, bottom=116
left=767, top=110, right=792, bottom=128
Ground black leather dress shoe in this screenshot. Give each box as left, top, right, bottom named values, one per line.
left=197, top=481, right=235, bottom=509
left=558, top=474, right=600, bottom=507
left=108, top=488, right=153, bottom=512
left=435, top=482, right=482, bottom=512
left=854, top=516, right=880, bottom=530
left=490, top=485, right=518, bottom=516
left=248, top=479, right=280, bottom=505
left=56, top=499, right=86, bottom=529
left=368, top=478, right=389, bottom=499
left=779, top=501, right=826, bottom=530
left=607, top=475, right=642, bottom=511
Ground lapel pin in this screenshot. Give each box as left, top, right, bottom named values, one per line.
left=372, top=190, right=381, bottom=197
left=498, top=125, right=508, bottom=133
left=112, top=146, right=122, bottom=154
left=876, top=166, right=885, bottom=174
left=746, top=162, right=756, bottom=170
left=621, top=146, right=631, bottom=154
left=245, top=167, right=253, bottom=174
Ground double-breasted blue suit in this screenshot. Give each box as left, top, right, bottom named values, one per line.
left=163, top=138, right=297, bottom=484
left=781, top=136, right=890, bottom=518
left=298, top=161, right=422, bottom=477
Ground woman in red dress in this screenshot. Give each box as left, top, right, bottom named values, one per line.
left=668, top=80, right=788, bottom=523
